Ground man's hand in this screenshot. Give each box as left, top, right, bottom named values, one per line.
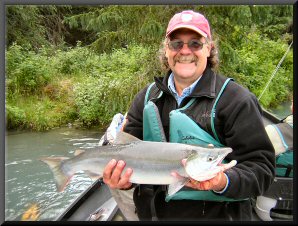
left=185, top=170, right=227, bottom=191
left=103, top=159, right=133, bottom=190
left=181, top=159, right=236, bottom=191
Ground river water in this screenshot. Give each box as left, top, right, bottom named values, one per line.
left=5, top=127, right=103, bottom=221
left=267, top=101, right=292, bottom=119
left=5, top=101, right=292, bottom=221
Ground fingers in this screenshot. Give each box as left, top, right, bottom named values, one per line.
left=110, top=160, right=126, bottom=184
left=118, top=168, right=133, bottom=189
left=181, top=158, right=234, bottom=191
left=103, top=159, right=117, bottom=181
left=185, top=179, right=210, bottom=190
left=184, top=171, right=226, bottom=191
left=103, top=159, right=133, bottom=189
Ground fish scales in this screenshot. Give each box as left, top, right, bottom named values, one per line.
left=40, top=131, right=234, bottom=192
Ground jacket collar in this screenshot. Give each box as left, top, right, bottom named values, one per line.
left=154, top=66, right=217, bottom=99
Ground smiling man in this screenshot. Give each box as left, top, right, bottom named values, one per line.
left=102, top=10, right=275, bottom=221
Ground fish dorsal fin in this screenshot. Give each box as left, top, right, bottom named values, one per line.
left=74, top=149, right=85, bottom=156
left=113, top=131, right=141, bottom=145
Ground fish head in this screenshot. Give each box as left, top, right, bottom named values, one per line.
left=185, top=147, right=232, bottom=181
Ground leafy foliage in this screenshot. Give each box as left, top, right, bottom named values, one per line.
left=64, top=5, right=191, bottom=52
left=6, top=5, right=71, bottom=49
left=6, top=6, right=48, bottom=49
left=6, top=44, right=51, bottom=97
left=6, top=104, right=26, bottom=130
left=73, top=45, right=154, bottom=127
left=228, top=32, right=293, bottom=107
left=6, top=44, right=155, bottom=130
left=5, top=5, right=293, bottom=131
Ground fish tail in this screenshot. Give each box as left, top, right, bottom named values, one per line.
left=40, top=157, right=71, bottom=192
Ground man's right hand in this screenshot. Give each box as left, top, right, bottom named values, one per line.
left=102, top=159, right=133, bottom=190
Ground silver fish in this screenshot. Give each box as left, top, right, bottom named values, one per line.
left=40, top=131, right=235, bottom=195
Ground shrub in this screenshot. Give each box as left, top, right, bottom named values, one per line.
left=6, top=104, right=26, bottom=129
left=73, top=44, right=154, bottom=127
left=6, top=44, right=51, bottom=96
left=222, top=32, right=293, bottom=108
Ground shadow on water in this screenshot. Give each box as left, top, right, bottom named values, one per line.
left=5, top=127, right=104, bottom=221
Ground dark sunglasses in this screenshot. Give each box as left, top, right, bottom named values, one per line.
left=168, top=39, right=206, bottom=52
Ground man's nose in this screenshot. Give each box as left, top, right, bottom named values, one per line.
left=179, top=43, right=192, bottom=54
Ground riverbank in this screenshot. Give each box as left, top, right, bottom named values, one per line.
left=6, top=42, right=293, bottom=132
left=6, top=44, right=156, bottom=131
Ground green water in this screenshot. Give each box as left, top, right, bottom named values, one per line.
left=267, top=100, right=292, bottom=120
left=5, top=127, right=103, bottom=221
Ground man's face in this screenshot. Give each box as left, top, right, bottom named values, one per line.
left=165, top=28, right=211, bottom=83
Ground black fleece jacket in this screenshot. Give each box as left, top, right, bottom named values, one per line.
left=123, top=66, right=275, bottom=220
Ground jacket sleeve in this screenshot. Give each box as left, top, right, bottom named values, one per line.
left=216, top=83, right=275, bottom=199
left=123, top=86, right=148, bottom=139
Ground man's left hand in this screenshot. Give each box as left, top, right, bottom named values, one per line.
left=181, top=159, right=236, bottom=191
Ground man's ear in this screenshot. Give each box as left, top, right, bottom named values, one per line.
left=206, top=44, right=211, bottom=57
left=165, top=49, right=169, bottom=59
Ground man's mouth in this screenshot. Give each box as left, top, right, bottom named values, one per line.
left=174, top=56, right=197, bottom=65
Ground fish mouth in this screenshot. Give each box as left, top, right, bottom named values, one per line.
left=216, top=155, right=226, bottom=166
left=184, top=152, right=230, bottom=181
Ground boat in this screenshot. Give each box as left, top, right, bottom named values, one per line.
left=252, top=109, right=293, bottom=221
left=55, top=109, right=293, bottom=221
left=55, top=178, right=124, bottom=221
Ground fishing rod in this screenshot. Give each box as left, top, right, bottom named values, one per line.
left=258, top=40, right=293, bottom=101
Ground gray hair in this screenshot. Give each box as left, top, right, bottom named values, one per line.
left=158, top=37, right=219, bottom=72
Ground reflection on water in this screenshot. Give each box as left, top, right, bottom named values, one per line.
left=5, top=127, right=103, bottom=221
left=267, top=100, right=292, bottom=119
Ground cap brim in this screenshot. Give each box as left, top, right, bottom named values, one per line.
left=166, top=25, right=207, bottom=38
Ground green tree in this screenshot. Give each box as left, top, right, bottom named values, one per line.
left=64, top=5, right=196, bottom=52
left=6, top=5, right=48, bottom=49
left=6, top=5, right=72, bottom=49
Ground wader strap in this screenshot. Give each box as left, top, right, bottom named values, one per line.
left=143, top=101, right=167, bottom=142
left=177, top=98, right=196, bottom=111
left=144, top=82, right=163, bottom=105
left=144, top=83, right=155, bottom=105
left=150, top=188, right=159, bottom=221
left=211, top=78, right=233, bottom=143
left=150, top=186, right=167, bottom=221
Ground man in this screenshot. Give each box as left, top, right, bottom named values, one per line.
left=103, top=10, right=275, bottom=221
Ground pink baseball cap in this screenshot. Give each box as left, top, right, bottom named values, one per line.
left=166, top=10, right=211, bottom=39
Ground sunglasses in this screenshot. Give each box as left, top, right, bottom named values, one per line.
left=167, top=39, right=206, bottom=52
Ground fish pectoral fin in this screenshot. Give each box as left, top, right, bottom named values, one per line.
left=167, top=173, right=190, bottom=196
left=167, top=178, right=189, bottom=196
left=113, top=131, right=141, bottom=145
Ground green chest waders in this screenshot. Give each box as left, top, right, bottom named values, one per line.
left=142, top=79, right=246, bottom=220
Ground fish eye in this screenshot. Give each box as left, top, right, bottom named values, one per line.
left=207, top=156, right=215, bottom=162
